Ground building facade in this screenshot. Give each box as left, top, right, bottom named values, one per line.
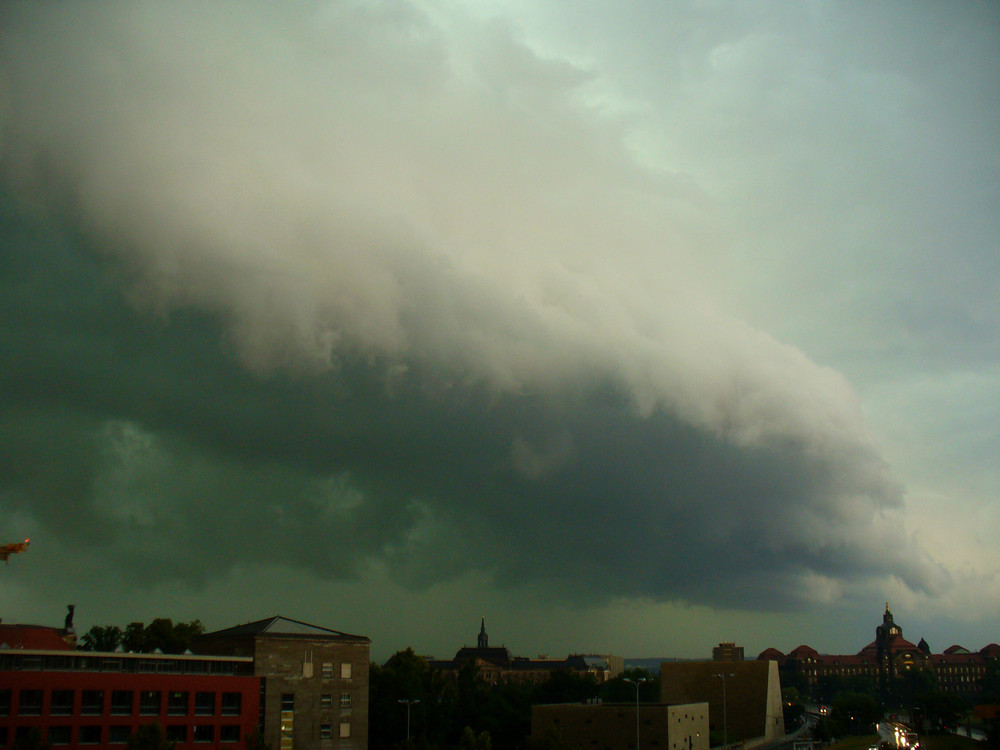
left=531, top=702, right=709, bottom=750
left=660, top=660, right=784, bottom=748
left=0, top=645, right=259, bottom=750
left=759, top=604, right=1000, bottom=697
left=196, top=616, right=370, bottom=750
left=426, top=618, right=622, bottom=686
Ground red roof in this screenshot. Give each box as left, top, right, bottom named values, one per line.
left=0, top=624, right=73, bottom=650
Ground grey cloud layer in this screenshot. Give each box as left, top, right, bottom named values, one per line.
left=0, top=1, right=945, bottom=612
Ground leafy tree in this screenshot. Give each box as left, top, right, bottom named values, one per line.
left=126, top=724, right=175, bottom=750
left=106, top=619, right=204, bottom=654
left=245, top=728, right=272, bottom=750
left=830, top=690, right=880, bottom=736
left=80, top=625, right=123, bottom=652
left=458, top=727, right=492, bottom=750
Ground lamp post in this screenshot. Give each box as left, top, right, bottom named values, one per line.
left=398, top=699, right=419, bottom=742
left=713, top=673, right=734, bottom=749
left=623, top=677, right=647, bottom=750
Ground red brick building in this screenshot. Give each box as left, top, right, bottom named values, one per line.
left=759, top=604, right=1000, bottom=697
left=0, top=641, right=259, bottom=750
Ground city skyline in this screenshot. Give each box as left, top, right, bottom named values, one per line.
left=1, top=1, right=998, bottom=663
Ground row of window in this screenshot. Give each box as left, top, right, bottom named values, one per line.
left=0, top=724, right=243, bottom=747
left=0, top=690, right=242, bottom=718
left=0, top=654, right=250, bottom=677
left=318, top=723, right=351, bottom=740
left=278, top=693, right=351, bottom=711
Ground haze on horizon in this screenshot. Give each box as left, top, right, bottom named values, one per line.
left=0, top=0, right=997, bottom=662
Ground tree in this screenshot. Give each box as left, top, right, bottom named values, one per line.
left=245, top=728, right=272, bottom=750
left=126, top=724, right=175, bottom=750
left=80, top=625, right=123, bottom=652
left=111, top=619, right=204, bottom=654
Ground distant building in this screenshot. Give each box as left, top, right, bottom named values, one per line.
left=196, top=616, right=370, bottom=750
left=531, top=701, right=709, bottom=750
left=0, top=626, right=259, bottom=750
left=712, top=643, right=744, bottom=662
left=760, top=604, right=1000, bottom=697
left=426, top=617, right=622, bottom=685
left=660, top=660, right=784, bottom=748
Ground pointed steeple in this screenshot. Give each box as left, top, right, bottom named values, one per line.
left=478, top=615, right=488, bottom=649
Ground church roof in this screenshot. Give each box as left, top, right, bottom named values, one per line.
left=202, top=616, right=368, bottom=641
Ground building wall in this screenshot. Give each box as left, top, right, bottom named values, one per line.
left=531, top=702, right=709, bottom=750
left=255, top=638, right=370, bottom=750
left=0, top=664, right=259, bottom=750
left=660, top=661, right=784, bottom=747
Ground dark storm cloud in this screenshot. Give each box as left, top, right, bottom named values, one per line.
left=0, top=0, right=945, bottom=614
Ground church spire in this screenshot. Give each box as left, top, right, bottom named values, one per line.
left=478, top=615, right=488, bottom=648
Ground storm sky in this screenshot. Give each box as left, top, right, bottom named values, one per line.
left=1, top=0, right=997, bottom=661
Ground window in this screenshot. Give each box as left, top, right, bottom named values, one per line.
left=168, top=692, right=188, bottom=715
left=18, top=690, right=43, bottom=716
left=281, top=694, right=295, bottom=712
left=82, top=690, right=104, bottom=716
left=111, top=691, right=133, bottom=716
left=51, top=690, right=74, bottom=716
left=340, top=663, right=352, bottom=679
left=193, top=726, right=214, bottom=743
left=140, top=691, right=161, bottom=715
left=221, top=692, right=241, bottom=716
left=321, top=663, right=334, bottom=679
left=320, top=725, right=332, bottom=740
left=195, top=692, right=215, bottom=716
left=166, top=726, right=188, bottom=743
left=340, top=693, right=352, bottom=709
left=320, top=694, right=333, bottom=709
left=109, top=726, right=131, bottom=744
left=0, top=690, right=10, bottom=716
left=220, top=726, right=241, bottom=743
left=80, top=726, right=103, bottom=745
left=48, top=726, right=72, bottom=745
left=339, top=722, right=350, bottom=739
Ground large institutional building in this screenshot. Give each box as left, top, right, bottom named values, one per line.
left=426, top=618, right=623, bottom=685
left=758, top=603, right=1000, bottom=696
left=0, top=613, right=369, bottom=750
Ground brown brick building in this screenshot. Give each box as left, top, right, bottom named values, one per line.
left=196, top=616, right=370, bottom=750
left=659, top=660, right=784, bottom=747
left=531, top=701, right=709, bottom=750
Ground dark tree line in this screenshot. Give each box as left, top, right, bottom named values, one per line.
left=79, top=618, right=204, bottom=654
left=370, top=649, right=658, bottom=750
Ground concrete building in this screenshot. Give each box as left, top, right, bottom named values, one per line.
left=660, top=661, right=784, bottom=748
left=531, top=701, right=709, bottom=750
left=196, top=616, right=370, bottom=750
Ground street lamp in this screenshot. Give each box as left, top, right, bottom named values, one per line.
left=398, top=699, right=419, bottom=742
left=623, top=677, right=647, bottom=750
left=713, top=673, right=735, bottom=749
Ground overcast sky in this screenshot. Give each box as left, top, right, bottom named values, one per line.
left=1, top=0, right=997, bottom=662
